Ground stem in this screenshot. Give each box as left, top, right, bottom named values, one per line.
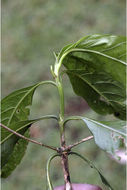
left=67, top=136, right=93, bottom=150
left=0, top=123, right=57, bottom=152
left=46, top=154, right=60, bottom=190
left=63, top=116, right=82, bottom=126
left=61, top=152, right=72, bottom=190
left=39, top=80, right=57, bottom=87
left=55, top=75, right=72, bottom=190
left=56, top=77, right=64, bottom=120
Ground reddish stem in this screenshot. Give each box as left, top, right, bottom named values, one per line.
left=60, top=132, right=73, bottom=190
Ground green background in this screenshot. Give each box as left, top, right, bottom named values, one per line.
left=2, top=0, right=126, bottom=189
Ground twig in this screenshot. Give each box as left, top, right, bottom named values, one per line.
left=0, top=123, right=57, bottom=152
left=67, top=135, right=94, bottom=150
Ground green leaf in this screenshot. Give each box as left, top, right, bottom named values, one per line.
left=82, top=117, right=126, bottom=155
left=60, top=34, right=126, bottom=120
left=1, top=115, right=58, bottom=168
left=1, top=115, right=57, bottom=178
left=1, top=81, right=56, bottom=177
left=1, top=120, right=37, bottom=168
left=1, top=81, right=56, bottom=126
left=1, top=131, right=29, bottom=178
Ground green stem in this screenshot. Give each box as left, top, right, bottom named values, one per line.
left=46, top=154, right=60, bottom=190
left=56, top=77, right=64, bottom=120
left=50, top=52, right=74, bottom=189
left=54, top=66, right=72, bottom=189
left=63, top=116, right=82, bottom=126
left=39, top=80, right=57, bottom=87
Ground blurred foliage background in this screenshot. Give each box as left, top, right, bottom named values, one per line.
left=1, top=0, right=126, bottom=189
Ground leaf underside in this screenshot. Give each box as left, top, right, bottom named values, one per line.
left=61, top=34, right=126, bottom=120
left=82, top=117, right=126, bottom=155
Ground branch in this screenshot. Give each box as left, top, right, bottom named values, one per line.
left=0, top=123, right=57, bottom=152
left=67, top=135, right=93, bottom=150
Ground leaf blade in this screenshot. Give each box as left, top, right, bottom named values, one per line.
left=1, top=81, right=56, bottom=177
left=1, top=81, right=56, bottom=126
left=82, top=117, right=126, bottom=155
left=1, top=131, right=29, bottom=178
left=1, top=120, right=37, bottom=167
left=60, top=34, right=126, bottom=119
left=1, top=115, right=58, bottom=177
